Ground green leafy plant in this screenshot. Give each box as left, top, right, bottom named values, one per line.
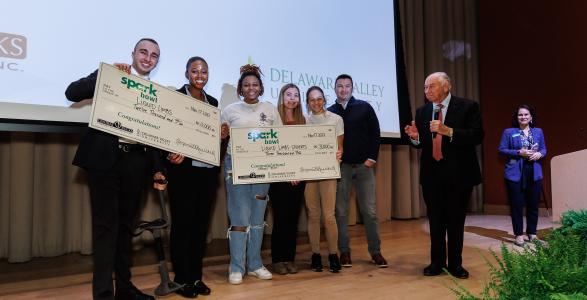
left=549, top=293, right=587, bottom=300
left=556, top=210, right=587, bottom=241
left=452, top=210, right=587, bottom=300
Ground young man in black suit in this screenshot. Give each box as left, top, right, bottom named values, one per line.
left=404, top=72, right=484, bottom=279
left=66, top=38, right=167, bottom=300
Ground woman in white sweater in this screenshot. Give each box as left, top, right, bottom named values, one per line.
left=221, top=64, right=282, bottom=284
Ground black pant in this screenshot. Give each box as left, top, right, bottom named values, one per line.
left=87, top=150, right=149, bottom=300
left=422, top=179, right=472, bottom=269
left=167, top=164, right=218, bottom=284
left=506, top=179, right=541, bottom=236
left=268, top=181, right=305, bottom=263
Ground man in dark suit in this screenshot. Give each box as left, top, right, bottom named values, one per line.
left=66, top=38, right=166, bottom=300
left=404, top=72, right=484, bottom=279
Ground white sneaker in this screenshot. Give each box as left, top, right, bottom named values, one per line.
left=528, top=234, right=546, bottom=245
left=247, top=266, right=273, bottom=280
left=514, top=235, right=525, bottom=247
left=229, top=272, right=243, bottom=284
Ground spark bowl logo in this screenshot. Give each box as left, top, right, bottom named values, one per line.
left=121, top=76, right=158, bottom=103
left=247, top=129, right=279, bottom=144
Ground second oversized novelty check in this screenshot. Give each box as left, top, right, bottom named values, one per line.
left=90, top=63, right=220, bottom=165
left=230, top=125, right=340, bottom=184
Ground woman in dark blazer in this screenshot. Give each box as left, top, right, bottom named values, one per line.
left=498, top=104, right=547, bottom=247
left=166, top=56, right=223, bottom=298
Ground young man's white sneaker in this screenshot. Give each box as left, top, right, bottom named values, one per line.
left=229, top=272, right=243, bottom=284
left=514, top=235, right=525, bottom=247
left=247, top=266, right=273, bottom=280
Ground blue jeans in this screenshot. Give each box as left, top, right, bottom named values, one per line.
left=335, top=163, right=381, bottom=255
left=224, top=155, right=269, bottom=274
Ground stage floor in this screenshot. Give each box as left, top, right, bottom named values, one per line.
left=0, top=215, right=555, bottom=299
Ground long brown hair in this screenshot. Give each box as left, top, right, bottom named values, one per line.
left=277, top=83, right=305, bottom=125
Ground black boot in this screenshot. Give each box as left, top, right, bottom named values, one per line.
left=328, top=254, right=341, bottom=273
left=310, top=253, right=323, bottom=272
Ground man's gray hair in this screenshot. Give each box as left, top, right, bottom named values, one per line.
left=434, top=72, right=451, bottom=85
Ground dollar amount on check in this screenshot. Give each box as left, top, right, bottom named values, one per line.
left=230, top=125, right=341, bottom=184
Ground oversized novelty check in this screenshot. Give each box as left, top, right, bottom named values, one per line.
left=230, top=125, right=340, bottom=184
left=89, top=63, right=220, bottom=166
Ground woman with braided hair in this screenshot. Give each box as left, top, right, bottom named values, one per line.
left=221, top=64, right=283, bottom=284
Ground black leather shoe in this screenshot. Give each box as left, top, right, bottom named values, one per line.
left=194, top=280, right=211, bottom=296
left=115, top=286, right=155, bottom=300
left=448, top=266, right=469, bottom=279
left=423, top=264, right=446, bottom=276
left=175, top=283, right=198, bottom=298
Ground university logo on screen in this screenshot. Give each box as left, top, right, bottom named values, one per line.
left=0, top=32, right=27, bottom=72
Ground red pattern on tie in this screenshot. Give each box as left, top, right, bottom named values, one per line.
left=432, top=104, right=443, bottom=161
